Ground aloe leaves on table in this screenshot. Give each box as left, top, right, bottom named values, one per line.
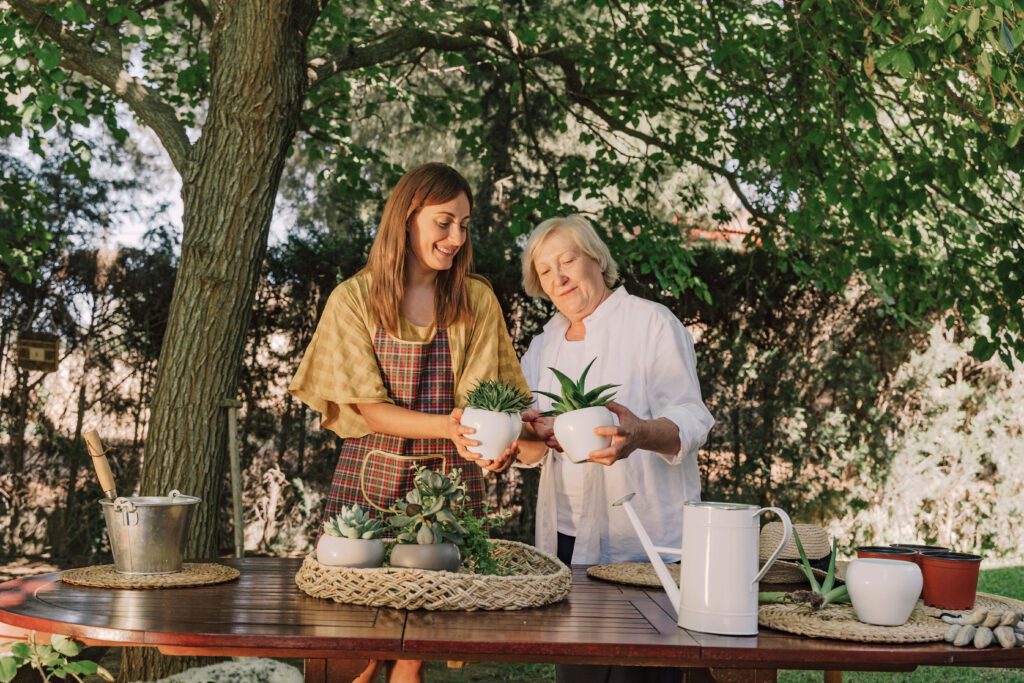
left=758, top=533, right=850, bottom=609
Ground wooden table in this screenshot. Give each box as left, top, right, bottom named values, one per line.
left=1, top=558, right=1023, bottom=682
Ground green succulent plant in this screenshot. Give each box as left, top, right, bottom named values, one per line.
left=323, top=503, right=387, bottom=540
left=535, top=357, right=619, bottom=417
left=388, top=465, right=469, bottom=545
left=465, top=379, right=532, bottom=413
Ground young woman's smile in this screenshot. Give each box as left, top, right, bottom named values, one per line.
left=408, top=193, right=471, bottom=273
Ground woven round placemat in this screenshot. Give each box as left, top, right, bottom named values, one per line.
left=759, top=600, right=947, bottom=643
left=295, top=539, right=570, bottom=611
left=920, top=592, right=1024, bottom=618
left=61, top=563, right=240, bottom=589
left=587, top=562, right=681, bottom=588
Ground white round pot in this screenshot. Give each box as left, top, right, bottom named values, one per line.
left=553, top=406, right=614, bottom=464
left=845, top=558, right=923, bottom=626
left=316, top=536, right=385, bottom=568
left=461, top=407, right=520, bottom=461
left=390, top=543, right=461, bottom=572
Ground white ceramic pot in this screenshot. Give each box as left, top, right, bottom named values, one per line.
left=845, top=558, right=923, bottom=626
left=461, top=408, right=520, bottom=461
left=554, top=406, right=614, bottom=464
left=390, top=543, right=462, bottom=572
left=316, top=536, right=385, bottom=568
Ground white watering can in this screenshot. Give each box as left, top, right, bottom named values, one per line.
left=613, top=493, right=792, bottom=636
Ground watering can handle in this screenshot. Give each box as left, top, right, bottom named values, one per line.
left=752, top=507, right=793, bottom=587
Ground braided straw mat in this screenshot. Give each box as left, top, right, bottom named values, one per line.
left=587, top=562, right=680, bottom=588
left=295, top=540, right=570, bottom=611
left=759, top=592, right=1024, bottom=643
left=585, top=561, right=846, bottom=589
left=61, top=563, right=239, bottom=589
left=920, top=592, right=1024, bottom=619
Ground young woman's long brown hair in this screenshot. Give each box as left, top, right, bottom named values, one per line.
left=365, top=163, right=474, bottom=336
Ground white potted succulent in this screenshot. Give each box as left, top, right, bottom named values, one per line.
left=535, top=358, right=619, bottom=464
left=460, top=379, right=532, bottom=461
left=387, top=466, right=469, bottom=572
left=316, top=504, right=387, bottom=568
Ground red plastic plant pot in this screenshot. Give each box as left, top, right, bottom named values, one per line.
left=889, top=544, right=951, bottom=566
left=920, top=551, right=982, bottom=610
left=856, top=546, right=917, bottom=563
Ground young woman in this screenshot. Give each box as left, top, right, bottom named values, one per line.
left=289, top=163, right=527, bottom=683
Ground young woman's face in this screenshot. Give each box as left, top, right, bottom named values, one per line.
left=407, top=193, right=471, bottom=272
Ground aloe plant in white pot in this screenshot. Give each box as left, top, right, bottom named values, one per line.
left=317, top=504, right=387, bottom=568
left=460, top=379, right=532, bottom=461
left=536, top=358, right=619, bottom=464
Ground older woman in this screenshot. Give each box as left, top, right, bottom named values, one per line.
left=516, top=215, right=714, bottom=570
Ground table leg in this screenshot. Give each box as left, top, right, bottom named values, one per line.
left=304, top=658, right=374, bottom=682
left=824, top=672, right=843, bottom=683
left=303, top=658, right=325, bottom=683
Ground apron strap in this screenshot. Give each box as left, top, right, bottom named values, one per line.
left=359, top=449, right=448, bottom=512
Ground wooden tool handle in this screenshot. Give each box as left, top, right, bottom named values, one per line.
left=84, top=430, right=117, bottom=499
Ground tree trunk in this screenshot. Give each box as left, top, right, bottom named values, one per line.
left=140, top=0, right=317, bottom=557
left=125, top=2, right=322, bottom=680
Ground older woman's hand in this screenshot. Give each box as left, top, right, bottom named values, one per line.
left=522, top=408, right=562, bottom=451
left=587, top=402, right=645, bottom=465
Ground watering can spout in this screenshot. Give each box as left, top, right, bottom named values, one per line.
left=612, top=492, right=682, bottom=616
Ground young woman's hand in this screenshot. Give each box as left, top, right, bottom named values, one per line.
left=447, top=408, right=518, bottom=473
left=447, top=407, right=480, bottom=459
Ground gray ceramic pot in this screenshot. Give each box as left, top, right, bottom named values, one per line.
left=390, top=543, right=461, bottom=571
left=316, top=537, right=385, bottom=568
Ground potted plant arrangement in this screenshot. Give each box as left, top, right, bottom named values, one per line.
left=535, top=358, right=619, bottom=464
left=460, top=379, right=532, bottom=461
left=388, top=465, right=470, bottom=571
left=316, top=504, right=387, bottom=568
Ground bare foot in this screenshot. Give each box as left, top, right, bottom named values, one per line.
left=388, top=659, right=424, bottom=683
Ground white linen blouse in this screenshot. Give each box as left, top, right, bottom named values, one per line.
left=520, top=286, right=715, bottom=564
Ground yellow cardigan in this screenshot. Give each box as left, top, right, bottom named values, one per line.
left=289, top=272, right=529, bottom=439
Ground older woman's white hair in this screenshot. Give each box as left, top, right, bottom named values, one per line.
left=521, top=215, right=619, bottom=300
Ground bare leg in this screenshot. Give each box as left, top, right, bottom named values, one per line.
left=353, top=659, right=385, bottom=683
left=388, top=659, right=424, bottom=683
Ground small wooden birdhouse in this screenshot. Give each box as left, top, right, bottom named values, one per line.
left=16, top=332, right=60, bottom=373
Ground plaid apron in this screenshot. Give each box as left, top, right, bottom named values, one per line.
left=322, top=327, right=484, bottom=526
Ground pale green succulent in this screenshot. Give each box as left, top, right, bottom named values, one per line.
left=465, top=379, right=532, bottom=413
left=323, top=504, right=387, bottom=540
left=388, top=465, right=469, bottom=545
left=535, top=357, right=619, bottom=417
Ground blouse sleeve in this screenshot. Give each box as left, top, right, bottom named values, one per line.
left=288, top=281, right=390, bottom=438
left=454, top=280, right=531, bottom=406
left=645, top=311, right=715, bottom=465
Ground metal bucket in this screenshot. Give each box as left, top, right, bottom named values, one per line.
left=99, top=490, right=201, bottom=575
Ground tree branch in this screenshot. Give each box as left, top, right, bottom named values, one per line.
left=9, top=0, right=192, bottom=176
left=307, top=27, right=483, bottom=89
left=538, top=46, right=782, bottom=230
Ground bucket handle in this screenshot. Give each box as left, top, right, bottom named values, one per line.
left=113, top=497, right=138, bottom=526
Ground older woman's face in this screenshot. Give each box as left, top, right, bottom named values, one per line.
left=533, top=231, right=610, bottom=321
